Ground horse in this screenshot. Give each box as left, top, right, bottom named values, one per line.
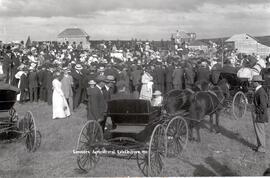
left=237, top=57, right=266, bottom=81
left=163, top=83, right=203, bottom=115
left=188, top=85, right=226, bottom=142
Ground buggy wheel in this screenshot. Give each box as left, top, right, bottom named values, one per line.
left=76, top=120, right=103, bottom=172
left=19, top=111, right=38, bottom=152
left=232, top=91, right=247, bottom=120
left=147, top=124, right=165, bottom=176
left=136, top=152, right=148, bottom=176
left=165, top=116, right=188, bottom=158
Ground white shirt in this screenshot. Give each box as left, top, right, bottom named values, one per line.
left=255, top=85, right=262, bottom=92
left=96, top=84, right=103, bottom=92
left=104, top=85, right=109, bottom=91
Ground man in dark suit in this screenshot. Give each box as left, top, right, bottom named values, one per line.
left=38, top=65, right=47, bottom=102
left=2, top=48, right=12, bottom=84
left=196, top=62, right=210, bottom=83
left=86, top=76, right=107, bottom=130
left=172, top=64, right=184, bottom=89
left=46, top=67, right=54, bottom=105
left=165, top=62, right=174, bottom=92
left=28, top=67, right=38, bottom=102
left=252, top=75, right=269, bottom=153
left=19, top=68, right=29, bottom=103
left=153, top=63, right=165, bottom=94
left=71, top=64, right=83, bottom=110
left=111, top=80, right=135, bottom=100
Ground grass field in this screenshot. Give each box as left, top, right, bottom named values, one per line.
left=0, top=102, right=269, bottom=177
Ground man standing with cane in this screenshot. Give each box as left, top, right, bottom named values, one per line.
left=252, top=75, right=269, bottom=153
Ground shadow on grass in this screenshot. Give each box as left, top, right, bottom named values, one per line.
left=181, top=156, right=238, bottom=176
left=205, top=156, right=238, bottom=176
left=217, top=124, right=255, bottom=149
left=201, top=119, right=255, bottom=150
left=181, top=158, right=217, bottom=176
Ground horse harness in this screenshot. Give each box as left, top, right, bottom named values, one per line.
left=194, top=89, right=225, bottom=117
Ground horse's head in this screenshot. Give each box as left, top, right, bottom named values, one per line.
left=211, top=86, right=225, bottom=103
left=163, top=89, right=192, bottom=114
left=216, top=79, right=230, bottom=99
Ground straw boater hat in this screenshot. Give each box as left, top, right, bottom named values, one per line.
left=88, top=80, right=96, bottom=85
left=153, top=90, right=162, bottom=96
left=29, top=66, right=34, bottom=71
left=251, top=75, right=264, bottom=82
left=201, top=61, right=207, bottom=67
left=106, top=75, right=115, bottom=83
left=75, top=64, right=83, bottom=70
left=98, top=66, right=105, bottom=72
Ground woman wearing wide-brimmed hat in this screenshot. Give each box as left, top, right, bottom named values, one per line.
left=139, top=67, right=153, bottom=101
left=52, top=71, right=71, bottom=119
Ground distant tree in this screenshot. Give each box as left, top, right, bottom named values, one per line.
left=25, top=36, right=31, bottom=49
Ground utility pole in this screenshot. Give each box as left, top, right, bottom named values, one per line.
left=221, top=38, right=224, bottom=68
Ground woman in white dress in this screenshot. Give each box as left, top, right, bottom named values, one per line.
left=52, top=72, right=71, bottom=119
left=139, top=68, right=153, bottom=101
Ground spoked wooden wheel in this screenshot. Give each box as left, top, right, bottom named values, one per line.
left=147, top=124, right=165, bottom=176
left=136, top=152, right=148, bottom=176
left=18, top=111, right=39, bottom=152
left=165, top=116, right=188, bottom=157
left=76, top=120, right=103, bottom=172
left=232, top=91, right=247, bottom=120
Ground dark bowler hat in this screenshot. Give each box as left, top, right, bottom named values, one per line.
left=95, top=75, right=106, bottom=83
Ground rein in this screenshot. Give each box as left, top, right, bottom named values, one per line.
left=198, top=89, right=225, bottom=116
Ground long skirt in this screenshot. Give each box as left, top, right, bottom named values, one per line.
left=52, top=90, right=71, bottom=119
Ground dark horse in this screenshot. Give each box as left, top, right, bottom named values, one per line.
left=163, top=80, right=229, bottom=142
left=188, top=86, right=225, bottom=142
left=163, top=84, right=202, bottom=115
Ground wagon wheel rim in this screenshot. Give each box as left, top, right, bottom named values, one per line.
left=32, top=130, right=42, bottom=151
left=165, top=116, right=188, bottom=158
left=232, top=91, right=247, bottom=120
left=148, top=124, right=165, bottom=176
left=136, top=152, right=148, bottom=176
left=23, top=111, right=37, bottom=152
left=76, top=120, right=103, bottom=172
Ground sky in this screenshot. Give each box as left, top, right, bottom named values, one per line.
left=0, top=0, right=270, bottom=42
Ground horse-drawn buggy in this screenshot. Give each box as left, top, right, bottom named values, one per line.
left=218, top=58, right=267, bottom=120
left=0, top=87, right=41, bottom=151
left=75, top=99, right=189, bottom=176
left=218, top=71, right=251, bottom=120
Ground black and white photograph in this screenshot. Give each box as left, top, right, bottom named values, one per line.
left=0, top=0, right=270, bottom=177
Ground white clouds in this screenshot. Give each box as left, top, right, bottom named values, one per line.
left=0, top=1, right=269, bottom=41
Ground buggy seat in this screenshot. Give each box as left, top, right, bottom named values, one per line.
left=107, top=99, right=160, bottom=136
left=0, top=89, right=17, bottom=112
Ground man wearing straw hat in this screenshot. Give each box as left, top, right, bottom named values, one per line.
left=251, top=75, right=269, bottom=153
left=86, top=79, right=98, bottom=120
left=72, top=64, right=83, bottom=110
left=61, top=67, right=74, bottom=113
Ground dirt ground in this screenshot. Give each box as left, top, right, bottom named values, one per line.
left=0, top=101, right=269, bottom=177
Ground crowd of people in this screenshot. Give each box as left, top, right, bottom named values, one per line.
left=0, top=41, right=211, bottom=116
left=0, top=40, right=268, bottom=117
left=1, top=39, right=270, bottom=155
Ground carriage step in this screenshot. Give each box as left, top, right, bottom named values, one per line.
left=110, top=125, right=146, bottom=134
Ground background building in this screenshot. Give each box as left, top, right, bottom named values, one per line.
left=188, top=40, right=208, bottom=52
left=174, top=30, right=196, bottom=44
left=225, top=33, right=270, bottom=56
left=57, top=28, right=90, bottom=49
